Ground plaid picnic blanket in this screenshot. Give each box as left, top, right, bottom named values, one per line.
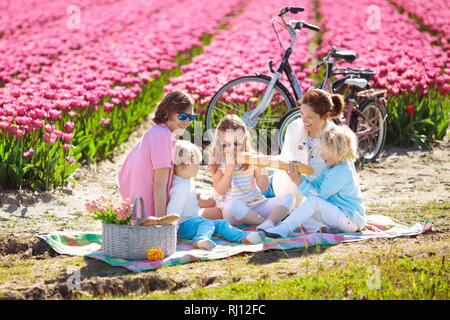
left=39, top=215, right=432, bottom=273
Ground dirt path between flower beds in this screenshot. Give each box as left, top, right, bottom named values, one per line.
left=0, top=116, right=449, bottom=299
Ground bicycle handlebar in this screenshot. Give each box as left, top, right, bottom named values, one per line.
left=289, top=7, right=304, bottom=14
left=279, top=6, right=304, bottom=16
left=295, top=20, right=320, bottom=32
left=316, top=46, right=354, bottom=70
left=271, top=7, right=319, bottom=71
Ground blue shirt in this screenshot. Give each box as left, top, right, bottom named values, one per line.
left=298, top=161, right=365, bottom=227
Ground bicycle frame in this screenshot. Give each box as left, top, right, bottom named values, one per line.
left=240, top=10, right=346, bottom=129
left=242, top=15, right=320, bottom=128
left=322, top=52, right=387, bottom=137
left=344, top=99, right=378, bottom=138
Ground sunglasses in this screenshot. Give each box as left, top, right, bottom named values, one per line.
left=221, top=141, right=244, bottom=148
left=178, top=113, right=197, bottom=122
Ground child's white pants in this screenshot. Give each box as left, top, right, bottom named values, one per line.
left=221, top=194, right=295, bottom=226
left=283, top=196, right=359, bottom=233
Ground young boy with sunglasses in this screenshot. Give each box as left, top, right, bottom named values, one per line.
left=118, top=90, right=196, bottom=218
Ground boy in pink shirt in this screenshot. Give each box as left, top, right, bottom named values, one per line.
left=118, top=123, right=176, bottom=217
left=118, top=90, right=195, bottom=217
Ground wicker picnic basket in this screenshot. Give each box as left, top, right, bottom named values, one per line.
left=102, top=196, right=177, bottom=260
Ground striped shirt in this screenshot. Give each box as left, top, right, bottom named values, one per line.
left=214, top=164, right=267, bottom=209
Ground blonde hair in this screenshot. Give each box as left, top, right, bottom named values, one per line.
left=207, top=115, right=252, bottom=174
left=319, top=126, right=358, bottom=162
left=173, top=140, right=202, bottom=166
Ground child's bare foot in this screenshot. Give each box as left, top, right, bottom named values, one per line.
left=193, top=239, right=216, bottom=250
left=242, top=231, right=265, bottom=244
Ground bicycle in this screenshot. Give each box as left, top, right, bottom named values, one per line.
left=204, top=6, right=387, bottom=162
left=279, top=46, right=388, bottom=162
left=204, top=6, right=317, bottom=153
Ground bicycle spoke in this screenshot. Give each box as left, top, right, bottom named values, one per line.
left=212, top=106, right=228, bottom=115
left=359, top=132, right=378, bottom=142
left=358, top=130, right=378, bottom=154
left=357, top=129, right=372, bottom=136
left=357, top=110, right=380, bottom=158
left=217, top=100, right=241, bottom=113
left=231, top=100, right=246, bottom=113
left=360, top=135, right=375, bottom=146
left=205, top=76, right=294, bottom=155
left=257, top=118, right=281, bottom=123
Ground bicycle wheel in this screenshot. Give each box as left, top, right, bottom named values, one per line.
left=205, top=76, right=296, bottom=155
left=354, top=99, right=387, bottom=162
left=277, top=107, right=301, bottom=148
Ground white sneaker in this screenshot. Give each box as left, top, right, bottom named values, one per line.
left=263, top=223, right=290, bottom=239
left=194, top=239, right=216, bottom=250
left=243, top=231, right=266, bottom=244
left=256, top=219, right=274, bottom=232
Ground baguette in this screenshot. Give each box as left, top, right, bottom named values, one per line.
left=139, top=213, right=181, bottom=226
left=159, top=213, right=181, bottom=225
left=236, top=152, right=314, bottom=174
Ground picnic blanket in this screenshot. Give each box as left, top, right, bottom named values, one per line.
left=39, top=215, right=433, bottom=273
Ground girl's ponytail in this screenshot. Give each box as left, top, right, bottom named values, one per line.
left=330, top=94, right=344, bottom=118
left=298, top=89, right=344, bottom=119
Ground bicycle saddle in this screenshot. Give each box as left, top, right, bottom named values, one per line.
left=332, top=50, right=357, bottom=63
left=344, top=77, right=368, bottom=89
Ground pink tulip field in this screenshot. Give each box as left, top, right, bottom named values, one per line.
left=166, top=0, right=317, bottom=106
left=389, top=0, right=449, bottom=51
left=0, top=0, right=448, bottom=189
left=0, top=0, right=118, bottom=39
left=318, top=0, right=448, bottom=97
left=317, top=0, right=449, bottom=147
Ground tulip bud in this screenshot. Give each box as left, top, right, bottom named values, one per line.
left=64, top=122, right=75, bottom=133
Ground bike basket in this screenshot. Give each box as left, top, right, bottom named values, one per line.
left=102, top=196, right=177, bottom=260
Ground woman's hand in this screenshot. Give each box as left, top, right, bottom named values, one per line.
left=286, top=162, right=303, bottom=186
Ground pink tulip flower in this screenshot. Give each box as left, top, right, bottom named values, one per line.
left=62, top=133, right=74, bottom=142
left=64, top=122, right=75, bottom=133
left=101, top=118, right=110, bottom=126
left=66, top=156, right=75, bottom=164
left=23, top=147, right=34, bottom=158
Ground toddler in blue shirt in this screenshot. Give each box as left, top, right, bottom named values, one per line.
left=264, top=126, right=365, bottom=238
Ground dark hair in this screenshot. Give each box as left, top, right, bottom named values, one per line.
left=297, top=89, right=344, bottom=119
left=152, top=90, right=195, bottom=124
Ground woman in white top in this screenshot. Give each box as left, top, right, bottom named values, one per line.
left=263, top=89, right=345, bottom=208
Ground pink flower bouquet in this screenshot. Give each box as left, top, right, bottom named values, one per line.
left=85, top=196, right=134, bottom=225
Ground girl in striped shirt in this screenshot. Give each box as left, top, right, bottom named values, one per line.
left=207, top=115, right=295, bottom=231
